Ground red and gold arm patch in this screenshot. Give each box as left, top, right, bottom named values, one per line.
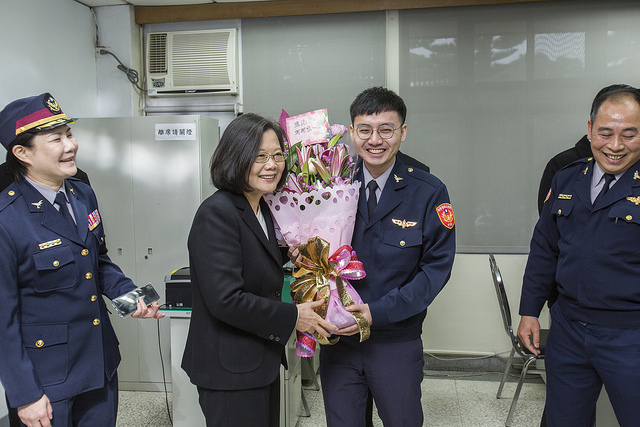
left=436, top=203, right=455, bottom=229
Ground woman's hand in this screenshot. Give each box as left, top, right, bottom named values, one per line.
left=131, top=297, right=165, bottom=319
left=295, top=299, right=338, bottom=338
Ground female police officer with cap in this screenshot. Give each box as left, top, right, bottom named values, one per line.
left=0, top=93, right=163, bottom=427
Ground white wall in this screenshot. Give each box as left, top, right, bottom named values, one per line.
left=0, top=0, right=98, bottom=116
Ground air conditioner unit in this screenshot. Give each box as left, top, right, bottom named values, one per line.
left=146, top=29, right=238, bottom=96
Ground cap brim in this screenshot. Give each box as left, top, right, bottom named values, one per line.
left=29, top=117, right=77, bottom=133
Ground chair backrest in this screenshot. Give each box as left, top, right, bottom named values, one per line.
left=489, top=254, right=514, bottom=338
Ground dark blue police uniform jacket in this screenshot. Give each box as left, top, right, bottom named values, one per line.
left=0, top=177, right=135, bottom=408
left=351, top=158, right=456, bottom=342
left=520, top=157, right=640, bottom=327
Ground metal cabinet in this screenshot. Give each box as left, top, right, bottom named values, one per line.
left=72, top=115, right=218, bottom=390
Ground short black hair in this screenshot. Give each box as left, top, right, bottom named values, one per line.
left=5, top=132, right=36, bottom=182
left=590, top=84, right=640, bottom=123
left=350, top=86, right=407, bottom=125
left=210, top=113, right=287, bottom=194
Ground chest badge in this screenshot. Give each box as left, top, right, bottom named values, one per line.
left=392, top=218, right=417, bottom=229
left=31, top=200, right=43, bottom=209
left=88, top=209, right=101, bottom=231
left=558, top=194, right=572, bottom=200
left=626, top=196, right=640, bottom=205
left=436, top=203, right=455, bottom=229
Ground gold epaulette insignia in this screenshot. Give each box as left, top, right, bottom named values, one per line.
left=626, top=196, right=640, bottom=205
left=31, top=200, right=43, bottom=209
left=394, top=174, right=403, bottom=183
left=558, top=194, right=572, bottom=200
left=392, top=218, right=417, bottom=229
left=39, top=239, right=62, bottom=250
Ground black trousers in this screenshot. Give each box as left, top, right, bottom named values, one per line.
left=197, top=374, right=280, bottom=427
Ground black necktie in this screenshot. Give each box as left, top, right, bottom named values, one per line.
left=593, top=173, right=615, bottom=206
left=367, top=180, right=378, bottom=217
left=54, top=191, right=75, bottom=227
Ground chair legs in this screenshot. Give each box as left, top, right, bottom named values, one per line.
left=505, top=356, right=537, bottom=427
left=497, top=348, right=515, bottom=399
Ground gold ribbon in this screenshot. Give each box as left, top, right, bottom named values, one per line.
left=291, top=237, right=370, bottom=344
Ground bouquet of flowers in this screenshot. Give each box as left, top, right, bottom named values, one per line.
left=264, top=108, right=370, bottom=356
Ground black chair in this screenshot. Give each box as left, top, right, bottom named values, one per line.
left=489, top=254, right=548, bottom=427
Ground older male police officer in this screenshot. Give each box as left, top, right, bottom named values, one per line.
left=518, top=84, right=640, bottom=426
left=0, top=93, right=162, bottom=427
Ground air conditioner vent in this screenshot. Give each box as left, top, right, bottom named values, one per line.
left=148, top=33, right=167, bottom=74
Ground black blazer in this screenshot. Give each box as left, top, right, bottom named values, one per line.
left=181, top=190, right=297, bottom=391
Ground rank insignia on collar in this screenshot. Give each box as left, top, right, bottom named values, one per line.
left=69, top=188, right=75, bottom=195
left=392, top=218, right=417, bottom=229
left=394, top=174, right=403, bottom=183
left=626, top=196, right=640, bottom=205
left=558, top=194, right=572, bottom=200
left=583, top=166, right=589, bottom=175
left=634, top=171, right=640, bottom=180
left=436, top=203, right=455, bottom=229
left=31, top=200, right=43, bottom=209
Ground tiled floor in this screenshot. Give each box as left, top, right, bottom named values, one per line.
left=116, top=371, right=545, bottom=426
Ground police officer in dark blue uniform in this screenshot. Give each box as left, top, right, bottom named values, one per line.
left=518, top=84, right=640, bottom=426
left=0, top=93, right=163, bottom=427
left=319, top=87, right=456, bottom=426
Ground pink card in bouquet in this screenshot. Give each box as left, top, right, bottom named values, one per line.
left=285, top=109, right=331, bottom=146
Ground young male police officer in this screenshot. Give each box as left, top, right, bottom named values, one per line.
left=320, top=87, right=456, bottom=426
left=518, top=84, right=640, bottom=426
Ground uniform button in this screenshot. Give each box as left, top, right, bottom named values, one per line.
left=100, top=237, right=104, bottom=243
left=400, top=240, right=406, bottom=247
left=81, top=249, right=89, bottom=256
left=269, top=335, right=275, bottom=340
left=53, top=260, right=60, bottom=267
left=274, top=336, right=280, bottom=342
left=558, top=209, right=562, bottom=215
left=86, top=272, right=93, bottom=280
left=626, top=215, right=633, bottom=221
left=8, top=190, right=15, bottom=196
left=408, top=168, right=414, bottom=172
left=91, top=295, right=98, bottom=302
left=35, top=340, right=44, bottom=348
left=93, top=319, right=100, bottom=326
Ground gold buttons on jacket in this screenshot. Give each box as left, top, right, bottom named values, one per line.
left=8, top=191, right=15, bottom=196
left=558, top=209, right=562, bottom=215
left=93, top=319, right=100, bottom=326
left=81, top=249, right=89, bottom=256
left=626, top=215, right=633, bottom=221
left=400, top=240, right=406, bottom=247
left=91, top=295, right=98, bottom=302
left=408, top=168, right=414, bottom=173
left=35, top=340, right=44, bottom=348
left=53, top=260, right=60, bottom=267
left=85, top=272, right=93, bottom=280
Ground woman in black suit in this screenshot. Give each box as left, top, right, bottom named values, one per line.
left=182, top=113, right=336, bottom=426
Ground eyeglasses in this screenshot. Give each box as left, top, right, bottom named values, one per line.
left=255, top=152, right=285, bottom=163
left=355, top=124, right=402, bottom=140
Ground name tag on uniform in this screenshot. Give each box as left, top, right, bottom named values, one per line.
left=88, top=209, right=101, bottom=231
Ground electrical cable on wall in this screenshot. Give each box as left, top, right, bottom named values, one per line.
left=97, top=48, right=147, bottom=94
